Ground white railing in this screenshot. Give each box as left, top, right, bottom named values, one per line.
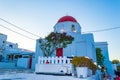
left=38, top=56, right=71, bottom=64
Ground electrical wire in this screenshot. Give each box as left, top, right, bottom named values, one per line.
left=0, top=18, right=40, bottom=37
left=0, top=24, right=35, bottom=40
left=1, top=17, right=120, bottom=39
left=83, top=26, right=120, bottom=33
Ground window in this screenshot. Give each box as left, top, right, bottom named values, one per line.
left=9, top=44, right=13, bottom=48
left=71, top=24, right=76, bottom=32
left=3, top=41, right=5, bottom=43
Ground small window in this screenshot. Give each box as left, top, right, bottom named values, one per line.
left=9, top=44, right=13, bottom=48
left=3, top=41, right=5, bottom=43
left=71, top=24, right=76, bottom=32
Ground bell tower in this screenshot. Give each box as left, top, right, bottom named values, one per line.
left=54, top=16, right=81, bottom=34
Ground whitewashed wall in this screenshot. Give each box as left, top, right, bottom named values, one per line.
left=54, top=22, right=81, bottom=33
left=0, top=33, right=7, bottom=47
left=35, top=56, right=72, bottom=74
left=17, top=58, right=30, bottom=68
left=0, top=62, right=15, bottom=68
left=95, top=42, right=114, bottom=76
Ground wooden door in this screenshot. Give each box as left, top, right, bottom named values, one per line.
left=56, top=48, right=63, bottom=57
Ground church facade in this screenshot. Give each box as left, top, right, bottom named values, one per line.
left=54, top=16, right=96, bottom=62
left=35, top=16, right=113, bottom=75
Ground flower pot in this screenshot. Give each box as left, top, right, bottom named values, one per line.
left=88, top=69, right=92, bottom=76
left=76, top=67, right=88, bottom=78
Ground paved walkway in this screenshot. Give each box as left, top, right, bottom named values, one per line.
left=0, top=69, right=96, bottom=80
left=0, top=72, right=80, bottom=80
left=0, top=68, right=34, bottom=74
left=0, top=69, right=85, bottom=80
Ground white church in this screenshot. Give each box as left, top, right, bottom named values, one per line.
left=35, top=15, right=114, bottom=78
left=36, top=16, right=96, bottom=61
left=0, top=15, right=114, bottom=79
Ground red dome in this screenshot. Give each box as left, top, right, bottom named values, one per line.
left=58, top=16, right=77, bottom=23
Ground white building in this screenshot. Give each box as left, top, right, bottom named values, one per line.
left=95, top=42, right=114, bottom=76
left=35, top=16, right=114, bottom=76
left=0, top=33, right=34, bottom=62
left=54, top=16, right=96, bottom=62
left=36, top=16, right=96, bottom=62
left=0, top=33, right=7, bottom=54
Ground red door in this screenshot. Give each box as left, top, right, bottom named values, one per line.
left=56, top=48, right=63, bottom=57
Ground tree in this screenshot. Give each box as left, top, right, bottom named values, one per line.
left=39, top=38, right=54, bottom=57
left=112, top=59, right=120, bottom=72
left=117, top=66, right=120, bottom=72
left=112, top=59, right=120, bottom=64
left=39, top=32, right=74, bottom=57
left=96, top=48, right=105, bottom=68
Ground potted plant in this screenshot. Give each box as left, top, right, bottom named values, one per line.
left=71, top=56, right=97, bottom=78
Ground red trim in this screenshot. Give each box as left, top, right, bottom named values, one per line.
left=29, top=57, right=32, bottom=69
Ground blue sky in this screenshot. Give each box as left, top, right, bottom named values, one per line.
left=0, top=0, right=120, bottom=60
